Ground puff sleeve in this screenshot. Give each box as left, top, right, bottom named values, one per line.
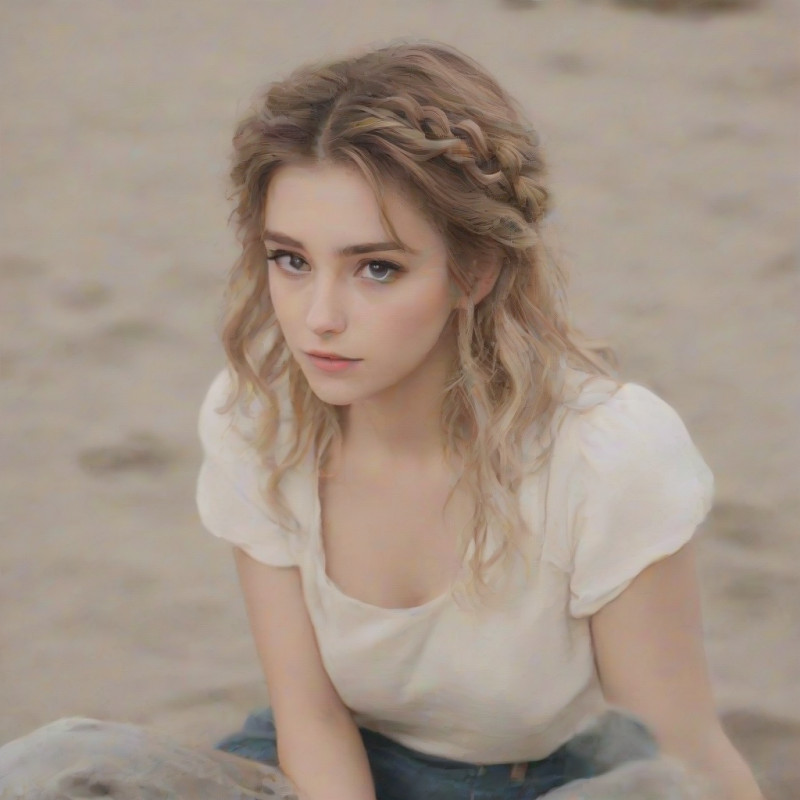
left=566, top=383, right=714, bottom=618
left=196, top=369, right=297, bottom=567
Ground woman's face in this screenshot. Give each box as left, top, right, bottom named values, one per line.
left=264, top=162, right=457, bottom=408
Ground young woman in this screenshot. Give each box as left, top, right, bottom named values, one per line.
left=0, top=39, right=761, bottom=800
left=193, top=40, right=763, bottom=800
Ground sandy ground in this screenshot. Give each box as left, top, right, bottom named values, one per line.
left=1, top=0, right=798, bottom=797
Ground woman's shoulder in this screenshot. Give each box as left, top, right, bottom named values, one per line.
left=197, top=368, right=260, bottom=461
left=196, top=367, right=311, bottom=566
left=197, top=367, right=292, bottom=462
left=545, top=369, right=714, bottom=523
left=546, top=370, right=715, bottom=616
left=556, top=369, right=703, bottom=458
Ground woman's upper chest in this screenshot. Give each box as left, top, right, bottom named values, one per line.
left=317, top=462, right=473, bottom=610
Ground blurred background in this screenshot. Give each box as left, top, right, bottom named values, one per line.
left=1, top=0, right=797, bottom=796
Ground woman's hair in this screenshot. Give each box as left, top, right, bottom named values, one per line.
left=222, top=39, right=615, bottom=599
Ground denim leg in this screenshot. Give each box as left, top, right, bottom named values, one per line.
left=215, top=708, right=279, bottom=765
left=215, top=710, right=475, bottom=799
left=361, top=728, right=477, bottom=800
left=214, top=708, right=658, bottom=799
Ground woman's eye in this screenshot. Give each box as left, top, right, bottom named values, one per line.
left=266, top=251, right=308, bottom=273
left=360, top=260, right=401, bottom=283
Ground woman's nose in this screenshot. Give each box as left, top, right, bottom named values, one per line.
left=305, top=276, right=346, bottom=338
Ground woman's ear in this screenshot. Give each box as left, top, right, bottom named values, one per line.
left=472, top=258, right=502, bottom=304
left=456, top=255, right=502, bottom=309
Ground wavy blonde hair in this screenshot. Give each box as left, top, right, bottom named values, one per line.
left=221, top=40, right=615, bottom=598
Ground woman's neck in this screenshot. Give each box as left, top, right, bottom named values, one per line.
left=339, top=333, right=455, bottom=463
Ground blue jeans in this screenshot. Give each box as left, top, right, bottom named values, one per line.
left=215, top=708, right=658, bottom=800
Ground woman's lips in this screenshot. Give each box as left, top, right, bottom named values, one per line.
left=305, top=352, right=362, bottom=373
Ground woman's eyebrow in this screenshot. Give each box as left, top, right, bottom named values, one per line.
left=262, top=229, right=412, bottom=256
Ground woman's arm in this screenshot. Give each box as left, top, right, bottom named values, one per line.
left=232, top=547, right=377, bottom=800
left=590, top=542, right=764, bottom=800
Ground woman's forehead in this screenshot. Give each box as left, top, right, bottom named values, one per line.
left=263, top=162, right=444, bottom=255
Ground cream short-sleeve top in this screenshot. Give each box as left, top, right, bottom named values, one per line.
left=196, top=369, right=714, bottom=764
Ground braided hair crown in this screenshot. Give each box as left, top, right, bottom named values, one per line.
left=246, top=40, right=549, bottom=251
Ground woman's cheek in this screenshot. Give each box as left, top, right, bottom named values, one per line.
left=388, top=287, right=453, bottom=336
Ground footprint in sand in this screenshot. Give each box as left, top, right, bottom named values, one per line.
left=0, top=254, right=46, bottom=282
left=703, top=500, right=774, bottom=552
left=704, top=60, right=800, bottom=96
left=760, top=250, right=798, bottom=280
left=0, top=254, right=47, bottom=319
left=541, top=51, right=593, bottom=76
left=500, top=0, right=544, bottom=10
left=77, top=432, right=176, bottom=476
left=718, top=568, right=796, bottom=617
left=52, top=279, right=113, bottom=311
left=698, top=501, right=796, bottom=618
left=614, top=0, right=759, bottom=14
left=60, top=316, right=180, bottom=364
left=706, top=192, right=755, bottom=220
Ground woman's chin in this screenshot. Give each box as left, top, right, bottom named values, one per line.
left=303, top=380, right=359, bottom=407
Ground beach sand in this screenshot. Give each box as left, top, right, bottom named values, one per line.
left=1, top=0, right=798, bottom=797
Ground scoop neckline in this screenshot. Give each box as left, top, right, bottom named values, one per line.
left=308, top=465, right=455, bottom=616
